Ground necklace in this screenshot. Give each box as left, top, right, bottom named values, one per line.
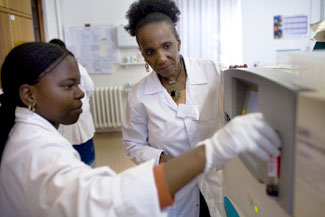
left=166, top=58, right=184, bottom=101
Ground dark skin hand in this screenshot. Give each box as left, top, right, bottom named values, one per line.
left=229, top=64, right=248, bottom=69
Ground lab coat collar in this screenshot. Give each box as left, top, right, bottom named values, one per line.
left=15, top=106, right=58, bottom=133
left=182, top=56, right=208, bottom=85
left=144, top=71, right=165, bottom=95
left=144, top=56, right=208, bottom=96
left=144, top=71, right=178, bottom=111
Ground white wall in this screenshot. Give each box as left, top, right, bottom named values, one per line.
left=42, top=0, right=60, bottom=40
left=59, top=0, right=133, bottom=27
left=42, top=0, right=324, bottom=82
left=42, top=0, right=148, bottom=88
left=241, top=0, right=321, bottom=66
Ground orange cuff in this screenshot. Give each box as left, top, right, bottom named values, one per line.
left=153, top=164, right=175, bottom=209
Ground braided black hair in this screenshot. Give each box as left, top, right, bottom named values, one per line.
left=125, top=0, right=180, bottom=37
left=0, top=42, right=70, bottom=163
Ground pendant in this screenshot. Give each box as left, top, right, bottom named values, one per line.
left=167, top=86, right=181, bottom=101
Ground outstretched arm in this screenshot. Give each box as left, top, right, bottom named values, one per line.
left=163, top=145, right=205, bottom=195
left=162, top=113, right=281, bottom=197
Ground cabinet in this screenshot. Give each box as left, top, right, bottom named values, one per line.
left=10, top=14, right=34, bottom=47
left=0, top=12, right=11, bottom=66
left=0, top=0, right=35, bottom=88
left=8, top=0, right=32, bottom=15
left=0, top=0, right=7, bottom=8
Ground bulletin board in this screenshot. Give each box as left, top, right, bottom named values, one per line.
left=64, top=25, right=120, bottom=74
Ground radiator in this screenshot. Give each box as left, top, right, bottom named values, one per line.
left=90, top=86, right=125, bottom=129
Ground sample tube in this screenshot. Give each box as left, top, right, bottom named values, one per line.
left=266, top=156, right=280, bottom=197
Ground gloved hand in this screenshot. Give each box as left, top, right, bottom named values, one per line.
left=196, top=113, right=281, bottom=173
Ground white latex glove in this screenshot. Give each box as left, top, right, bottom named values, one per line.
left=196, top=113, right=281, bottom=173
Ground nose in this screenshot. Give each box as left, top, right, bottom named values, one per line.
left=156, top=50, right=167, bottom=65
left=75, top=85, right=85, bottom=99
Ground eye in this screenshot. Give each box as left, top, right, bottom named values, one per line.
left=61, top=80, right=76, bottom=90
left=64, top=84, right=74, bottom=89
left=163, top=43, right=171, bottom=50
left=145, top=49, right=154, bottom=56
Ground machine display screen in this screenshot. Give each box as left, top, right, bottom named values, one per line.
left=240, top=88, right=264, bottom=180
left=242, top=89, right=259, bottom=115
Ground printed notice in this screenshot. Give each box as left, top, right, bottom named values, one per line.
left=274, top=15, right=308, bottom=39
left=64, top=25, right=120, bottom=74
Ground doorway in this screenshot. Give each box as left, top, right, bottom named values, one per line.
left=30, top=0, right=45, bottom=42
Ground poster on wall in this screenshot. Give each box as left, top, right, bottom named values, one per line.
left=274, top=15, right=308, bottom=39
left=64, top=25, right=120, bottom=74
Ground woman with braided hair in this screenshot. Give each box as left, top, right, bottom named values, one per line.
left=0, top=42, right=280, bottom=217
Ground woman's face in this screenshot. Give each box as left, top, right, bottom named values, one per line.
left=32, top=55, right=84, bottom=128
left=137, top=21, right=181, bottom=78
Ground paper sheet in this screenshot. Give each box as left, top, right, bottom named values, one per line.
left=64, top=25, right=120, bottom=74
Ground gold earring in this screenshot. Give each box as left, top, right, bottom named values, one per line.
left=28, top=104, right=35, bottom=112
left=145, top=63, right=150, bottom=72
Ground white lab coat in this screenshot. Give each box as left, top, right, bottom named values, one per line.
left=0, top=107, right=167, bottom=217
left=58, top=64, right=95, bottom=145
left=122, top=57, right=225, bottom=217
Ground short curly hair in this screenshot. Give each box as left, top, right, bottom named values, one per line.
left=124, top=0, right=180, bottom=37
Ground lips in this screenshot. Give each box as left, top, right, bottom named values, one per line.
left=158, top=64, right=171, bottom=72
left=72, top=102, right=83, bottom=113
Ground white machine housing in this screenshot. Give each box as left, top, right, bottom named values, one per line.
left=223, top=68, right=310, bottom=216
